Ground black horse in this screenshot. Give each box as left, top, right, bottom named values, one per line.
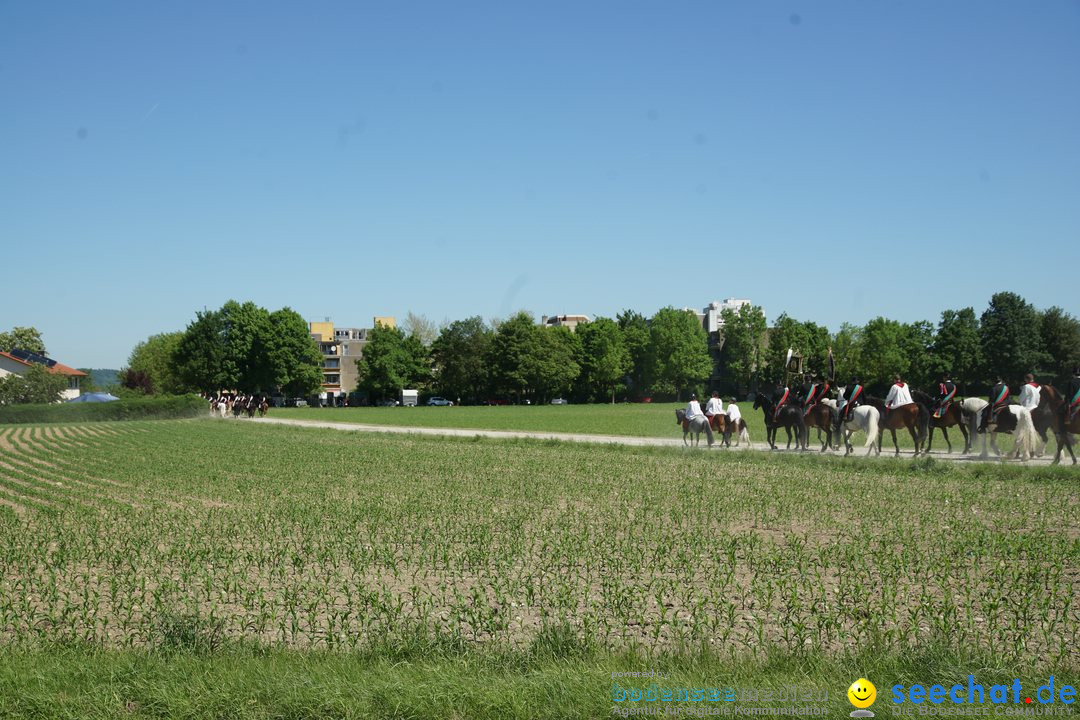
left=753, top=393, right=807, bottom=451
left=912, top=389, right=968, bottom=454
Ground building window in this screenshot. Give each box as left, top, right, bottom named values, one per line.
left=324, top=359, right=340, bottom=369
left=323, top=374, right=340, bottom=385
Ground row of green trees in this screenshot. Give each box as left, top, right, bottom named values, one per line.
left=6, top=289, right=1077, bottom=406
left=355, top=308, right=715, bottom=404
left=123, top=301, right=323, bottom=396
left=360, top=292, right=1079, bottom=402
left=717, top=292, right=1080, bottom=395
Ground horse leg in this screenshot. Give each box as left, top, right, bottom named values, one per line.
left=891, top=429, right=900, bottom=456
left=907, top=423, right=920, bottom=457
left=941, top=427, right=952, bottom=454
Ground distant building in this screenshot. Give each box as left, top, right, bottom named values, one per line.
left=541, top=314, right=590, bottom=332
left=373, top=316, right=396, bottom=329
left=0, top=349, right=88, bottom=401
left=309, top=321, right=383, bottom=400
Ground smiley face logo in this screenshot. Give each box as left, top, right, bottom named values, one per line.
left=848, top=678, right=877, bottom=709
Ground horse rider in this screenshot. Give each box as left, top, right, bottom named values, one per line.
left=884, top=374, right=914, bottom=417
left=1066, top=366, right=1080, bottom=422
left=772, top=381, right=792, bottom=422
left=934, top=373, right=957, bottom=418
left=800, top=373, right=829, bottom=415
left=840, top=376, right=865, bottom=421
left=726, top=397, right=742, bottom=425
left=685, top=393, right=714, bottom=446
left=989, top=376, right=1010, bottom=423
left=705, top=391, right=725, bottom=421
left=1019, top=373, right=1041, bottom=410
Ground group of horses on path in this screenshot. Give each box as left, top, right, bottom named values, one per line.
left=678, top=384, right=1077, bottom=465
left=202, top=393, right=270, bottom=419
left=674, top=407, right=751, bottom=449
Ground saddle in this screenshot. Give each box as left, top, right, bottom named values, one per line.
left=933, top=401, right=951, bottom=419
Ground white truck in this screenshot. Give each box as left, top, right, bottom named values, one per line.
left=400, top=389, right=418, bottom=407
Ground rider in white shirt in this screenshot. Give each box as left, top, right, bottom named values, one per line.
left=685, top=393, right=714, bottom=446
left=884, top=375, right=914, bottom=409
left=1019, top=374, right=1041, bottom=410
left=704, top=391, right=725, bottom=418
left=726, top=399, right=741, bottom=424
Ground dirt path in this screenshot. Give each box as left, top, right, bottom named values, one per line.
left=249, top=417, right=1067, bottom=466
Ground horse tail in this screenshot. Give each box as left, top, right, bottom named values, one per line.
left=1014, top=408, right=1038, bottom=460
left=864, top=407, right=879, bottom=448
left=740, top=421, right=750, bottom=445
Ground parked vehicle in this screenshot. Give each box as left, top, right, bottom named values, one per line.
left=427, top=396, right=453, bottom=406
left=551, top=398, right=568, bottom=405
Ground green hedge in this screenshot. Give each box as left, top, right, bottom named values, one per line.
left=0, top=394, right=206, bottom=424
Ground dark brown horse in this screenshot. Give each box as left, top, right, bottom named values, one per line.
left=865, top=396, right=929, bottom=456
left=913, top=389, right=969, bottom=454
left=801, top=402, right=838, bottom=452
left=1053, top=402, right=1078, bottom=465
left=753, top=394, right=807, bottom=451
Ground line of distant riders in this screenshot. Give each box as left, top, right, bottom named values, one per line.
left=202, top=392, right=270, bottom=419
left=676, top=366, right=1080, bottom=465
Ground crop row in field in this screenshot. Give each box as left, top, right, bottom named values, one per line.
left=0, top=420, right=1076, bottom=670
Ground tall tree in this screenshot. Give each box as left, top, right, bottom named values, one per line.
left=174, top=300, right=321, bottom=394
left=648, top=307, right=712, bottom=400
left=899, top=320, right=936, bottom=389
left=267, top=308, right=324, bottom=397
left=577, top=316, right=631, bottom=403
left=830, top=323, right=864, bottom=383
left=718, top=304, right=767, bottom=394
left=488, top=311, right=541, bottom=400
left=858, top=317, right=911, bottom=392
left=617, top=310, right=652, bottom=399
left=0, top=326, right=46, bottom=355
left=524, top=326, right=581, bottom=402
left=125, top=331, right=187, bottom=395
left=1039, top=307, right=1080, bottom=381
left=979, top=292, right=1049, bottom=384
left=931, top=308, right=983, bottom=392
left=401, top=311, right=439, bottom=347
left=431, top=316, right=493, bottom=404
left=355, top=324, right=429, bottom=402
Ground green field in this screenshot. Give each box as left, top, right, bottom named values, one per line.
left=0, top=419, right=1076, bottom=717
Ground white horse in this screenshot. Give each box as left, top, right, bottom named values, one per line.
left=960, top=397, right=999, bottom=458
left=986, top=405, right=1039, bottom=462
left=215, top=397, right=228, bottom=418
left=835, top=388, right=881, bottom=456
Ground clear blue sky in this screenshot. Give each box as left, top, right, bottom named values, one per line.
left=3, top=1, right=1078, bottom=368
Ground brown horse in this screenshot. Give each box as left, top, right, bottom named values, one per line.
left=708, top=413, right=750, bottom=448
left=1029, top=385, right=1063, bottom=457
left=865, top=396, right=928, bottom=456
left=913, top=390, right=969, bottom=454
left=802, top=402, right=838, bottom=452
left=1053, top=402, right=1078, bottom=465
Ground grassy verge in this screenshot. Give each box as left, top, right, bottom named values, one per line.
left=1, top=642, right=1073, bottom=719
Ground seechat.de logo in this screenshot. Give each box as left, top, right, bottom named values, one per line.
left=849, top=678, right=877, bottom=717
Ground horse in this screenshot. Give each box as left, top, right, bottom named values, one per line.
left=753, top=394, right=807, bottom=451
left=960, top=397, right=995, bottom=456
left=802, top=401, right=838, bottom=452
left=1029, top=385, right=1062, bottom=457
left=675, top=408, right=713, bottom=448
left=244, top=396, right=260, bottom=418
left=864, top=395, right=929, bottom=457
left=213, top=396, right=228, bottom=418
left=1052, top=399, right=1078, bottom=465
left=258, top=397, right=270, bottom=418
left=979, top=404, right=1039, bottom=461
left=708, top=413, right=750, bottom=448
left=833, top=393, right=881, bottom=457
left=912, top=389, right=969, bottom=454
